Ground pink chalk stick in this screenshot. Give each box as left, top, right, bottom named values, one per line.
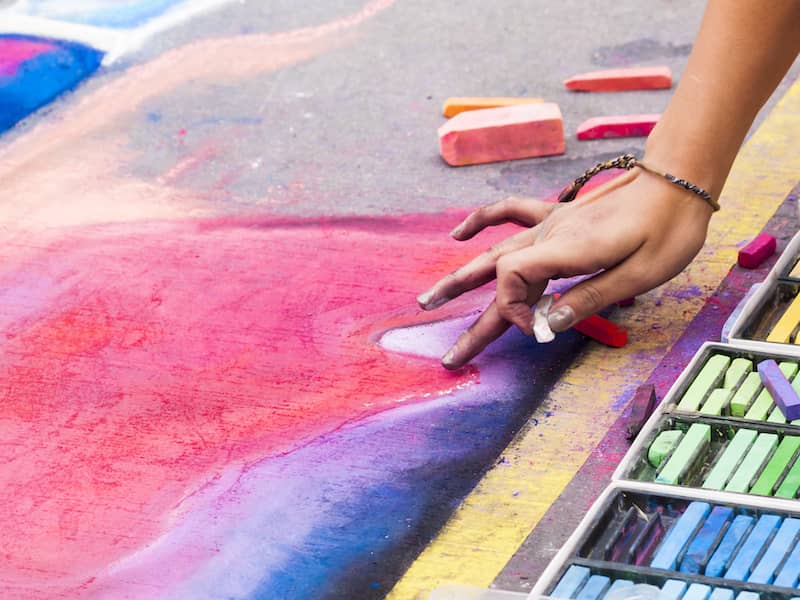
left=758, top=359, right=800, bottom=420
left=438, top=103, right=565, bottom=166
left=576, top=114, right=660, bottom=140
left=564, top=67, right=672, bottom=92
left=738, top=233, right=776, bottom=269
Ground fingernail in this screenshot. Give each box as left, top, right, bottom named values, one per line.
left=548, top=306, right=576, bottom=332
left=450, top=223, right=465, bottom=238
left=417, top=289, right=449, bottom=310
left=442, top=347, right=460, bottom=369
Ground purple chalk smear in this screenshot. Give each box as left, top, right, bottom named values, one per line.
left=758, top=360, right=800, bottom=420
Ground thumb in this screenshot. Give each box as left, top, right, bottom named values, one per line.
left=548, top=260, right=647, bottom=332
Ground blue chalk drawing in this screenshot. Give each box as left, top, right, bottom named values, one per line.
left=8, top=0, right=184, bottom=28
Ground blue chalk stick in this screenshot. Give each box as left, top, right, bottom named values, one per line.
left=759, top=360, right=800, bottom=421
left=680, top=506, right=734, bottom=573
left=734, top=593, right=760, bottom=600
left=748, top=517, right=800, bottom=584
left=774, top=539, right=800, bottom=587
left=552, top=565, right=591, bottom=598
left=708, top=589, right=734, bottom=600
left=724, top=514, right=781, bottom=580
left=705, top=515, right=754, bottom=577
left=683, top=584, right=711, bottom=600
left=603, top=580, right=634, bottom=599
left=576, top=575, right=611, bottom=600
left=661, top=580, right=688, bottom=600
left=651, top=502, right=711, bottom=570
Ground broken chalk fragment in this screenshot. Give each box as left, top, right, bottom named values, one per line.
left=648, top=430, right=684, bottom=468
left=576, top=114, right=660, bottom=140
left=438, top=102, right=565, bottom=166
left=533, top=294, right=555, bottom=343
left=759, top=359, right=800, bottom=420
left=564, top=66, right=672, bottom=92
left=625, top=383, right=658, bottom=440
left=442, top=97, right=544, bottom=118
left=737, top=233, right=776, bottom=269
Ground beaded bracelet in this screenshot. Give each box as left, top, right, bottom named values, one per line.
left=557, top=153, right=720, bottom=212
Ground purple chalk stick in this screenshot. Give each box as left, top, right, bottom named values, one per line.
left=758, top=360, right=800, bottom=420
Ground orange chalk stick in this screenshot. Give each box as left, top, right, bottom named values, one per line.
left=438, top=102, right=565, bottom=166
left=564, top=67, right=672, bottom=92
left=576, top=114, right=660, bottom=140
left=442, top=97, right=544, bottom=118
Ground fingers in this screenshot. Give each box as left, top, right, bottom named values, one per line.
left=441, top=300, right=511, bottom=370
left=417, top=225, right=539, bottom=310
left=547, top=253, right=655, bottom=332
left=450, top=197, right=556, bottom=241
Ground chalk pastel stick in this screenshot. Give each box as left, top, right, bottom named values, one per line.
left=649, top=430, right=684, bottom=469
left=750, top=436, right=800, bottom=496
left=564, top=66, right=672, bottom=92
left=573, top=314, right=628, bottom=347
left=724, top=514, right=781, bottom=580
left=656, top=424, right=711, bottom=485
left=708, top=589, right=734, bottom=600
left=680, top=506, right=734, bottom=573
left=683, top=584, right=711, bottom=600
left=790, top=259, right=800, bottom=279
left=700, top=388, right=733, bottom=416
left=703, top=429, right=758, bottom=490
left=660, top=580, right=687, bottom=600
left=775, top=454, right=800, bottom=499
left=604, top=580, right=633, bottom=599
left=625, top=384, right=657, bottom=440
left=730, top=372, right=762, bottom=417
left=628, top=511, right=665, bottom=566
left=725, top=433, right=778, bottom=493
left=767, top=406, right=787, bottom=423
left=748, top=517, right=800, bottom=584
left=576, top=114, right=659, bottom=140
left=745, top=362, right=798, bottom=421
left=706, top=514, right=755, bottom=577
left=603, top=506, right=641, bottom=561
left=738, top=233, right=777, bottom=269
left=651, top=501, right=711, bottom=570
left=576, top=575, right=611, bottom=600
left=734, top=593, right=760, bottom=600
left=774, top=537, right=800, bottom=587
left=767, top=294, right=800, bottom=343
left=759, top=360, right=800, bottom=420
left=725, top=358, right=753, bottom=389
left=551, top=565, right=591, bottom=598
left=438, top=103, right=565, bottom=166
left=442, top=97, right=544, bottom=118
left=677, top=354, right=731, bottom=411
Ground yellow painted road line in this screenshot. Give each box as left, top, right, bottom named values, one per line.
left=388, top=78, right=800, bottom=600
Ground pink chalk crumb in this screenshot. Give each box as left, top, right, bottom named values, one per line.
left=564, top=67, right=672, bottom=92
left=576, top=114, right=660, bottom=140
left=737, top=232, right=776, bottom=269
left=438, top=102, right=565, bottom=166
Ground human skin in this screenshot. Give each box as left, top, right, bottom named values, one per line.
left=417, top=0, right=800, bottom=369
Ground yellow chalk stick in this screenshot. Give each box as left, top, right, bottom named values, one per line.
left=767, top=294, right=800, bottom=343
left=442, top=97, right=544, bottom=118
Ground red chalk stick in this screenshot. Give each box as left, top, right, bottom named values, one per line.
left=576, top=114, right=660, bottom=140
left=438, top=103, right=565, bottom=166
left=574, top=313, right=628, bottom=347
left=737, top=233, right=776, bottom=269
left=758, top=359, right=800, bottom=420
left=564, top=67, right=672, bottom=92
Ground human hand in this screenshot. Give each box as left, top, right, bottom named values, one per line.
left=416, top=169, right=713, bottom=369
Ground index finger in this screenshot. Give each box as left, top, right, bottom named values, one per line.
left=441, top=300, right=511, bottom=370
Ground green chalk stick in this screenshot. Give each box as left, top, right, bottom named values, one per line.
left=677, top=355, right=731, bottom=412
left=776, top=455, right=800, bottom=499
left=648, top=430, right=684, bottom=468
left=768, top=406, right=787, bottom=424
left=703, top=429, right=758, bottom=490
left=745, top=362, right=798, bottom=421
left=656, top=424, right=711, bottom=485
left=730, top=372, right=762, bottom=417
left=700, top=388, right=733, bottom=416
left=724, top=358, right=753, bottom=389
left=750, top=436, right=800, bottom=496
left=725, top=433, right=778, bottom=493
